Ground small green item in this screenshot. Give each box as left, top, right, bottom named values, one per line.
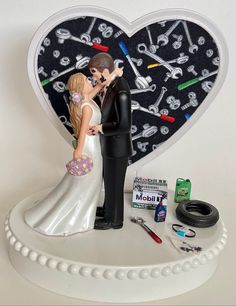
left=41, top=79, right=50, bottom=86
left=177, top=78, right=199, bottom=91
left=174, top=178, right=191, bottom=203
left=72, top=139, right=77, bottom=149
left=177, top=70, right=218, bottom=91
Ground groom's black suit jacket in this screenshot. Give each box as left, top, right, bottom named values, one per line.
left=100, top=77, right=133, bottom=158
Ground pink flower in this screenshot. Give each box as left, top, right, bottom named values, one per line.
left=71, top=92, right=82, bottom=104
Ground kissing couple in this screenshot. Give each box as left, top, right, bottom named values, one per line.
left=24, top=52, right=133, bottom=236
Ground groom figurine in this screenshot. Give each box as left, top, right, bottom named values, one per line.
left=88, top=53, right=133, bottom=230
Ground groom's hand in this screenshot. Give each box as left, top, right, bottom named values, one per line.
left=88, top=125, right=102, bottom=135
left=87, top=125, right=97, bottom=135
left=87, top=126, right=94, bottom=135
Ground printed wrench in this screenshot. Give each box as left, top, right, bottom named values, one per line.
left=55, top=28, right=108, bottom=52
left=80, top=17, right=97, bottom=42
left=137, top=43, right=182, bottom=79
left=41, top=55, right=90, bottom=86
left=132, top=100, right=175, bottom=122
left=130, top=84, right=156, bottom=95
left=148, top=86, right=167, bottom=113
left=181, top=21, right=198, bottom=54
left=147, top=53, right=189, bottom=69
left=157, top=20, right=181, bottom=46
left=114, top=59, right=124, bottom=68
left=59, top=115, right=72, bottom=128
left=119, top=41, right=152, bottom=89
left=132, top=124, right=158, bottom=141
left=146, top=26, right=158, bottom=53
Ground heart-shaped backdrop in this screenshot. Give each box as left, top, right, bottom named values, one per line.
left=28, top=7, right=228, bottom=169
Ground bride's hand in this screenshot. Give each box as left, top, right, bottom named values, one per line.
left=73, top=150, right=82, bottom=160
left=113, top=67, right=123, bottom=77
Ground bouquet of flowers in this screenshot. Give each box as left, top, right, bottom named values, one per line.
left=66, top=155, right=93, bottom=176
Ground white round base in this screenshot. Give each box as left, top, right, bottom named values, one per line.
left=4, top=189, right=227, bottom=303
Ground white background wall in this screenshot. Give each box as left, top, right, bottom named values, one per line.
left=0, top=0, right=235, bottom=304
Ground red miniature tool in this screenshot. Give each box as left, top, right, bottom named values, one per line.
left=130, top=217, right=162, bottom=244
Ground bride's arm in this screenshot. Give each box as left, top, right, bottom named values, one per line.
left=73, top=105, right=92, bottom=160
left=88, top=67, right=124, bottom=99
left=88, top=83, right=103, bottom=100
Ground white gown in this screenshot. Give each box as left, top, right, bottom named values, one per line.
left=24, top=100, right=103, bottom=236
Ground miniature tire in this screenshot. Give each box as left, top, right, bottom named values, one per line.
left=176, top=200, right=219, bottom=228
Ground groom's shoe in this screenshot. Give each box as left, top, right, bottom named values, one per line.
left=96, top=207, right=104, bottom=218
left=94, top=218, right=123, bottom=230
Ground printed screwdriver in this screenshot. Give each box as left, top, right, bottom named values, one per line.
left=177, top=70, right=218, bottom=91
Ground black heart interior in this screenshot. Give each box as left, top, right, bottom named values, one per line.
left=37, top=16, right=219, bottom=165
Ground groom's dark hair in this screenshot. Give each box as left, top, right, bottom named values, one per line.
left=88, top=53, right=115, bottom=73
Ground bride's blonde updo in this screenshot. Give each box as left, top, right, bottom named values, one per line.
left=67, top=73, right=85, bottom=138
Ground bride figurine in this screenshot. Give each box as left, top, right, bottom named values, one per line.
left=24, top=69, right=122, bottom=236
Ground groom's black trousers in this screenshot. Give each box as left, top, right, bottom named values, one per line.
left=103, top=156, right=128, bottom=224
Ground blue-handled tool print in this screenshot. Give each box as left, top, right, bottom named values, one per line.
left=118, top=41, right=152, bottom=89
left=118, top=41, right=129, bottom=56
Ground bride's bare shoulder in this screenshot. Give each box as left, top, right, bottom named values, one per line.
left=81, top=101, right=93, bottom=108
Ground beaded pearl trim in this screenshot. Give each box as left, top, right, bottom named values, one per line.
left=4, top=214, right=227, bottom=280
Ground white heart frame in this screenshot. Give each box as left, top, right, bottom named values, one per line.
left=27, top=6, right=228, bottom=172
